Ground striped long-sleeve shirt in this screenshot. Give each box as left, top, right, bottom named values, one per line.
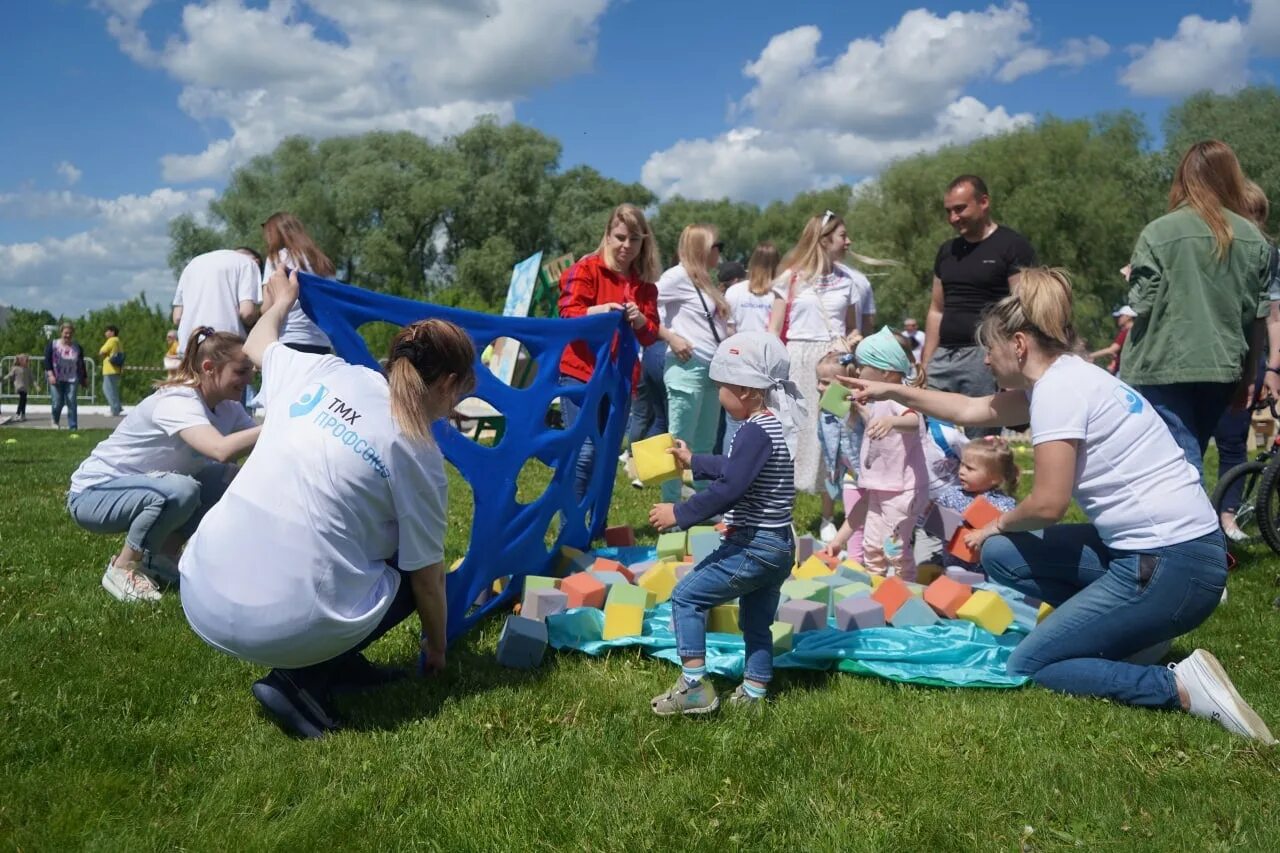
left=673, top=411, right=795, bottom=529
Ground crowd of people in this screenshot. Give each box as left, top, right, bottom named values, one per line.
left=45, top=140, right=1277, bottom=744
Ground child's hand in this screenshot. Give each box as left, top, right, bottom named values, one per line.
left=649, top=503, right=678, bottom=531
left=816, top=543, right=839, bottom=560
left=865, top=417, right=894, bottom=440
left=667, top=439, right=692, bottom=469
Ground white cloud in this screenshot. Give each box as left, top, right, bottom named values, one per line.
left=95, top=0, right=611, bottom=182
left=55, top=161, right=82, bottom=186
left=1119, top=15, right=1248, bottom=97
left=997, top=36, right=1110, bottom=83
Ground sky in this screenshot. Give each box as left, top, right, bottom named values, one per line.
left=2, top=0, right=1279, bottom=316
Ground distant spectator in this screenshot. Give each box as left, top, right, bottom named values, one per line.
left=716, top=260, right=746, bottom=293
left=163, top=330, right=181, bottom=378
left=1090, top=305, right=1136, bottom=375
left=726, top=242, right=780, bottom=336
left=903, top=317, right=925, bottom=362
left=260, top=213, right=337, bottom=354
left=173, top=248, right=263, bottom=355
left=99, top=325, right=124, bottom=416
left=44, top=323, right=86, bottom=430
left=5, top=353, right=32, bottom=421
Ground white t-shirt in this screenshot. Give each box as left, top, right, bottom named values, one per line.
left=70, top=387, right=256, bottom=494
left=656, top=264, right=730, bottom=364
left=173, top=250, right=262, bottom=355
left=180, top=343, right=448, bottom=668
left=263, top=249, right=332, bottom=349
left=771, top=267, right=856, bottom=342
left=921, top=418, right=968, bottom=498
left=836, top=262, right=877, bottom=333
left=1027, top=354, right=1217, bottom=550
left=724, top=280, right=773, bottom=334
left=906, top=329, right=926, bottom=362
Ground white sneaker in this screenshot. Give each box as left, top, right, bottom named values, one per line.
left=630, top=478, right=644, bottom=490
left=819, top=520, right=838, bottom=543
left=1224, top=526, right=1249, bottom=543
left=101, top=559, right=162, bottom=603
left=1171, top=649, right=1276, bottom=745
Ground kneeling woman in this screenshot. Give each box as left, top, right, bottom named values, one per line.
left=179, top=269, right=475, bottom=739
left=841, top=267, right=1274, bottom=744
left=67, top=328, right=261, bottom=603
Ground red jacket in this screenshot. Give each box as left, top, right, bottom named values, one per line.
left=558, top=253, right=660, bottom=383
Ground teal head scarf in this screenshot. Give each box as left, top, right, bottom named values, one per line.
left=854, top=326, right=911, bottom=377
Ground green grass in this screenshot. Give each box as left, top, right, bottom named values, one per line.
left=2, top=431, right=1278, bottom=851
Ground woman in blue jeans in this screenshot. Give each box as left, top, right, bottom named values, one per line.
left=66, top=328, right=261, bottom=603
left=843, top=267, right=1274, bottom=744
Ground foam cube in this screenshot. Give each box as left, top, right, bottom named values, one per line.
left=905, top=582, right=926, bottom=598
left=628, top=559, right=658, bottom=580
left=631, top=433, right=680, bottom=486
left=776, top=599, right=827, bottom=633
left=915, top=562, right=944, bottom=585
left=923, top=575, right=973, bottom=618
left=602, top=602, right=645, bottom=640
left=869, top=574, right=885, bottom=589
left=546, top=608, right=603, bottom=644
left=947, top=526, right=981, bottom=564
left=607, top=583, right=650, bottom=609
left=870, top=576, right=912, bottom=620
left=561, top=572, right=607, bottom=609
left=945, top=567, right=986, bottom=585
left=689, top=530, right=722, bottom=564
left=793, top=555, right=835, bottom=580
left=656, top=530, right=687, bottom=561
left=815, top=551, right=839, bottom=570
left=708, top=604, right=741, bottom=635
left=889, top=596, right=940, bottom=628
left=1037, top=601, right=1054, bottom=624
left=496, top=615, right=548, bottom=669
left=522, top=588, right=568, bottom=622
left=675, top=563, right=695, bottom=581
left=957, top=589, right=1015, bottom=635
left=780, top=579, right=827, bottom=604
left=833, top=582, right=872, bottom=603
left=604, top=525, right=635, bottom=547
left=796, top=535, right=816, bottom=562
left=770, top=621, right=794, bottom=654
left=637, top=561, right=678, bottom=605
left=593, top=557, right=632, bottom=582
left=688, top=524, right=718, bottom=538
left=590, top=570, right=630, bottom=589
left=837, top=562, right=871, bottom=583
left=523, top=575, right=559, bottom=592
left=963, top=496, right=1003, bottom=530
left=819, top=380, right=852, bottom=417
left=835, top=596, right=885, bottom=631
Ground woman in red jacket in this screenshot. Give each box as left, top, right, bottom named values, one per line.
left=558, top=203, right=662, bottom=498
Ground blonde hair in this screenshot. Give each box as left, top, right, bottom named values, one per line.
left=262, top=212, right=336, bottom=278
left=781, top=213, right=842, bottom=281
left=386, top=319, right=477, bottom=443
left=1169, top=140, right=1251, bottom=261
left=977, top=266, right=1079, bottom=356
left=816, top=351, right=854, bottom=381
left=1241, top=180, right=1270, bottom=236
left=156, top=328, right=246, bottom=389
left=597, top=204, right=662, bottom=283
left=746, top=241, right=780, bottom=296
left=15, top=353, right=29, bottom=367
left=963, top=437, right=1020, bottom=493
left=677, top=224, right=730, bottom=319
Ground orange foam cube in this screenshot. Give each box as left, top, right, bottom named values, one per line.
left=870, top=576, right=912, bottom=620
left=560, top=572, right=607, bottom=609
left=947, top=526, right=981, bottom=564
left=963, top=496, right=1002, bottom=530
left=594, top=557, right=635, bottom=583
left=923, top=576, right=973, bottom=618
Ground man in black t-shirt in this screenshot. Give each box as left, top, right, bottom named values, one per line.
left=923, top=175, right=1036, bottom=426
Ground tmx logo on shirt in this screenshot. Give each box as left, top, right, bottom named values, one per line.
left=288, top=382, right=389, bottom=478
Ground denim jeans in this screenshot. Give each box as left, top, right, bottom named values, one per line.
left=629, top=342, right=669, bottom=444
left=1213, top=406, right=1251, bottom=512
left=558, top=376, right=597, bottom=501
left=1136, top=381, right=1236, bottom=475
left=982, top=525, right=1227, bottom=708
left=661, top=356, right=722, bottom=503
left=67, top=464, right=235, bottom=552
left=671, top=526, right=795, bottom=683
left=51, top=380, right=78, bottom=429
left=103, top=374, right=123, bottom=416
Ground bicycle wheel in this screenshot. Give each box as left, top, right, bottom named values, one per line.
left=1212, top=460, right=1267, bottom=543
left=1253, top=455, right=1280, bottom=554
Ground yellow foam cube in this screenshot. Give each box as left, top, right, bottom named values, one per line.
left=637, top=561, right=678, bottom=605
left=631, top=433, right=680, bottom=485
left=869, top=574, right=885, bottom=589
left=708, top=603, right=741, bottom=635
left=770, top=621, right=793, bottom=653
left=793, top=555, right=835, bottom=580
left=1037, top=601, right=1054, bottom=623
left=956, top=590, right=1014, bottom=635
left=602, top=602, right=645, bottom=640
left=840, top=559, right=867, bottom=573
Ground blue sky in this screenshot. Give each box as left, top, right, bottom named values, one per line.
left=2, top=0, right=1278, bottom=315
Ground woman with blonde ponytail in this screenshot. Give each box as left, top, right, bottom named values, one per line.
left=180, top=268, right=476, bottom=739
left=655, top=224, right=733, bottom=502
left=839, top=266, right=1274, bottom=745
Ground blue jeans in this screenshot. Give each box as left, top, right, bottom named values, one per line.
left=558, top=376, right=596, bottom=501
left=982, top=525, right=1227, bottom=708
left=1137, top=382, right=1236, bottom=474
left=67, top=464, right=235, bottom=552
left=629, top=343, right=669, bottom=444
left=103, top=373, right=123, bottom=416
left=671, top=526, right=795, bottom=683
left=1214, top=406, right=1251, bottom=512
left=51, top=380, right=79, bottom=429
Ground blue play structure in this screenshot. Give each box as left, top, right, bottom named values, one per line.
left=298, top=272, right=638, bottom=643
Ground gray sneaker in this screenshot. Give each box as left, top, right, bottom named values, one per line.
left=1171, top=649, right=1276, bottom=745
left=726, top=683, right=766, bottom=709
left=651, top=676, right=720, bottom=716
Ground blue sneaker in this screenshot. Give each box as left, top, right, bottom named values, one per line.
left=251, top=670, right=340, bottom=739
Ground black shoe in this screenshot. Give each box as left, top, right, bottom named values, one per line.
left=327, top=653, right=408, bottom=695
left=251, top=670, right=341, bottom=739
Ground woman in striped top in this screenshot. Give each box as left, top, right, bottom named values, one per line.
left=648, top=331, right=804, bottom=716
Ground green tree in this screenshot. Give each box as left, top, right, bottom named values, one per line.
left=650, top=197, right=761, bottom=267
left=548, top=166, right=654, bottom=260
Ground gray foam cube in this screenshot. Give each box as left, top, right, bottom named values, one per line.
left=888, top=596, right=939, bottom=628
left=496, top=615, right=548, bottom=669
left=835, top=596, right=885, bottom=631
left=522, top=588, right=568, bottom=622
left=945, top=567, right=986, bottom=585
left=776, top=599, right=827, bottom=634
left=675, top=563, right=695, bottom=581
left=796, top=535, right=816, bottom=562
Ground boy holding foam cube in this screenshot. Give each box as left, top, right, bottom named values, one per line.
left=647, top=333, right=800, bottom=715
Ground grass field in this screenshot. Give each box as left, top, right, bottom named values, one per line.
left=2, top=430, right=1278, bottom=851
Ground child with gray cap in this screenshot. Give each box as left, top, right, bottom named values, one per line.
left=648, top=331, right=805, bottom=714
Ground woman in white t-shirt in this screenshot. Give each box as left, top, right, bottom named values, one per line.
left=259, top=212, right=338, bottom=353
left=66, top=328, right=261, bottom=603
left=179, top=269, right=476, bottom=739
left=722, top=242, right=782, bottom=452
left=656, top=224, right=732, bottom=503
left=842, top=268, right=1274, bottom=744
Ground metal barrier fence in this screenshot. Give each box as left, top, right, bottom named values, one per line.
left=1, top=355, right=98, bottom=404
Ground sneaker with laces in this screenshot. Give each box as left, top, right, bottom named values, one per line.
left=1171, top=649, right=1276, bottom=745
left=651, top=676, right=720, bottom=716
left=101, top=558, right=162, bottom=603
left=727, top=683, right=766, bottom=709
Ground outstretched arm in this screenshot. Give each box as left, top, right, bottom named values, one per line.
left=244, top=268, right=298, bottom=367
left=838, top=375, right=1029, bottom=428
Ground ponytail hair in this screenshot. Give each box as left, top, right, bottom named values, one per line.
left=895, top=333, right=928, bottom=388
left=155, top=327, right=245, bottom=389
left=977, top=266, right=1079, bottom=356
left=386, top=319, right=477, bottom=443
left=964, top=436, right=1020, bottom=494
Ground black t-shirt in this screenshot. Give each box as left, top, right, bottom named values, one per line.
left=933, top=225, right=1036, bottom=348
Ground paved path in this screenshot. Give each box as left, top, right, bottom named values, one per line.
left=1, top=405, right=131, bottom=431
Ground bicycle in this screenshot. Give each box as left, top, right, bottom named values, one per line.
left=1211, top=399, right=1280, bottom=552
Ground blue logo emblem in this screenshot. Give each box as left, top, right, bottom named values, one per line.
left=289, top=383, right=327, bottom=418
left=1113, top=386, right=1143, bottom=414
